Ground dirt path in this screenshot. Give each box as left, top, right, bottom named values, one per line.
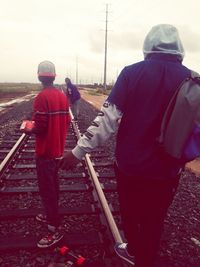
left=80, top=89, right=107, bottom=110
left=186, top=159, right=200, bottom=175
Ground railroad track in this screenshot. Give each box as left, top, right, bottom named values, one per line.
left=0, top=112, right=127, bottom=267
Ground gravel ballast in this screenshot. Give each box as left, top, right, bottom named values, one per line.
left=0, top=97, right=199, bottom=266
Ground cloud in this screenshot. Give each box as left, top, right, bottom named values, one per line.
left=89, top=27, right=145, bottom=55
left=1, top=0, right=200, bottom=83
left=109, top=30, right=144, bottom=51
left=179, top=26, right=200, bottom=53
left=88, top=30, right=104, bottom=54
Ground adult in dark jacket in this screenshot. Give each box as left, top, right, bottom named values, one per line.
left=60, top=24, right=192, bottom=267
left=65, top=77, right=81, bottom=121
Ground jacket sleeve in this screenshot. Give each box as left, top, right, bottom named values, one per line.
left=72, top=101, right=123, bottom=159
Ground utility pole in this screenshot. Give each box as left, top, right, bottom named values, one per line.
left=103, top=3, right=108, bottom=90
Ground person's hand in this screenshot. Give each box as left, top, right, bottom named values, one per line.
left=59, top=150, right=80, bottom=170
left=20, top=120, right=35, bottom=135
left=20, top=128, right=32, bottom=134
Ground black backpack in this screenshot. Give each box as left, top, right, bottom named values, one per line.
left=158, top=70, right=200, bottom=162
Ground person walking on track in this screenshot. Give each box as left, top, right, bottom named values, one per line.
left=21, top=60, right=71, bottom=248
left=64, top=77, right=81, bottom=121
left=59, top=24, right=193, bottom=267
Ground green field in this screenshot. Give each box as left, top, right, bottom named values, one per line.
left=0, top=83, right=40, bottom=94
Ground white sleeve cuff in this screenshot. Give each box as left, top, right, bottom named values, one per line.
left=72, top=146, right=87, bottom=160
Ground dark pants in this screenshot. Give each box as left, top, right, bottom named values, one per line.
left=36, top=157, right=60, bottom=227
left=71, top=99, right=80, bottom=120
left=114, top=164, right=180, bottom=267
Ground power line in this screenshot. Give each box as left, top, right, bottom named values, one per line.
left=103, top=3, right=109, bottom=90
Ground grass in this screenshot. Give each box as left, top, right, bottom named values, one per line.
left=0, top=83, right=40, bottom=93
left=88, top=90, right=102, bottom=96
left=87, top=88, right=111, bottom=96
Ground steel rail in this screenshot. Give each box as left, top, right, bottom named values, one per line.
left=70, top=109, right=123, bottom=243
left=1, top=110, right=123, bottom=243
left=0, top=133, right=27, bottom=175
left=84, top=153, right=123, bottom=243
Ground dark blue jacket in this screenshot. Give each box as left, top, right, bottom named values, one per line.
left=107, top=54, right=190, bottom=179
left=66, top=82, right=80, bottom=104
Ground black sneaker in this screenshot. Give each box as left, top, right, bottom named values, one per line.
left=37, top=231, right=64, bottom=248
left=36, top=213, right=48, bottom=224
left=114, top=242, right=135, bottom=265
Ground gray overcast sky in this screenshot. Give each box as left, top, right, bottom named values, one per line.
left=1, top=0, right=200, bottom=84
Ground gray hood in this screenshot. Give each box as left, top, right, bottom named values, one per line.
left=143, top=24, right=185, bottom=61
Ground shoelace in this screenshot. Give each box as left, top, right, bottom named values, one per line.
left=41, top=235, right=53, bottom=242
left=43, top=233, right=58, bottom=242
left=118, top=243, right=128, bottom=249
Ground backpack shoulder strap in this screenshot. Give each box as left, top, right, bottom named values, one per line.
left=158, top=89, right=180, bottom=144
